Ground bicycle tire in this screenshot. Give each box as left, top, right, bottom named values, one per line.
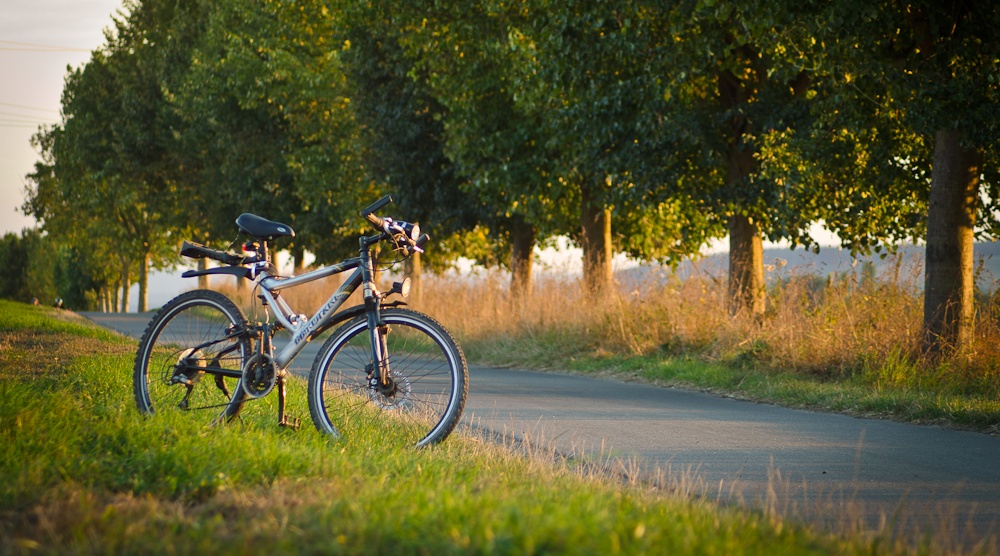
left=133, top=289, right=251, bottom=426
left=307, top=308, right=468, bottom=447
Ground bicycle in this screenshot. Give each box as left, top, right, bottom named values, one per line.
left=132, top=196, right=468, bottom=447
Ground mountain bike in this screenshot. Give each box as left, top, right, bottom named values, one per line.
left=132, top=196, right=468, bottom=447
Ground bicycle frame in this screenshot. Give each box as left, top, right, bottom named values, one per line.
left=254, top=234, right=387, bottom=377
left=138, top=196, right=458, bottom=435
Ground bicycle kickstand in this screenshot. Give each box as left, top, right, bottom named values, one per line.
left=276, top=372, right=301, bottom=430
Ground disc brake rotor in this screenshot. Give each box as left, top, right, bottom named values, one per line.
left=369, top=370, right=413, bottom=410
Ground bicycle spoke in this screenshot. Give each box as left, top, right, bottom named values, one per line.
left=134, top=291, right=251, bottom=426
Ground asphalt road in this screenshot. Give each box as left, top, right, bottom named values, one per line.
left=83, top=311, right=1000, bottom=549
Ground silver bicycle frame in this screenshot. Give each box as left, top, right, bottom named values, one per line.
left=255, top=257, right=365, bottom=370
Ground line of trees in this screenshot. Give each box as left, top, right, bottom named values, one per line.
left=14, top=0, right=1000, bottom=355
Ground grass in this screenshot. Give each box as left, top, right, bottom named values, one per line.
left=0, top=299, right=954, bottom=554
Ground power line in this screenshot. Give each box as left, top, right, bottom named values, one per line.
left=0, top=111, right=56, bottom=122
left=0, top=101, right=59, bottom=114
left=0, top=118, right=48, bottom=124
left=0, top=123, right=46, bottom=129
left=0, top=40, right=90, bottom=53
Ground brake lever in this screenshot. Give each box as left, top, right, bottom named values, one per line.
left=379, top=219, right=419, bottom=252
left=396, top=232, right=424, bottom=255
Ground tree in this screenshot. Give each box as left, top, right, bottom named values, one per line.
left=0, top=229, right=57, bottom=304
left=385, top=0, right=575, bottom=296
left=787, top=0, right=1000, bottom=353
left=901, top=3, right=1000, bottom=354
left=174, top=0, right=389, bottom=269
left=335, top=0, right=494, bottom=282
left=25, top=0, right=206, bottom=312
left=644, top=1, right=835, bottom=316
left=509, top=0, right=652, bottom=293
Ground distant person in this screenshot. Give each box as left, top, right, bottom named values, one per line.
left=31, top=297, right=38, bottom=305
left=54, top=298, right=63, bottom=309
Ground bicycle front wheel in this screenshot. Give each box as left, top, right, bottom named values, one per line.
left=307, top=308, right=468, bottom=447
left=133, top=290, right=251, bottom=426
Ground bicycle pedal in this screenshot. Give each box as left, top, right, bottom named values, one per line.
left=278, top=416, right=301, bottom=431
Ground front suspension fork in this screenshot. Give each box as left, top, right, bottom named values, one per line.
left=361, top=244, right=392, bottom=389
left=368, top=323, right=392, bottom=391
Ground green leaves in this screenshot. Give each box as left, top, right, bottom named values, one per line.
left=26, top=0, right=1000, bottom=302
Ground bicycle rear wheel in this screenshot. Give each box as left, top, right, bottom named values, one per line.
left=133, top=290, right=251, bottom=426
left=307, top=308, right=468, bottom=447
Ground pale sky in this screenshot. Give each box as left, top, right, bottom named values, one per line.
left=0, top=0, right=124, bottom=235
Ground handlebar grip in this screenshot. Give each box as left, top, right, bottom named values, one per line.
left=365, top=212, right=386, bottom=230
left=180, top=240, right=246, bottom=266
left=361, top=195, right=393, bottom=217
left=414, top=233, right=430, bottom=251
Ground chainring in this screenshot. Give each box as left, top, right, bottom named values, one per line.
left=241, top=353, right=277, bottom=399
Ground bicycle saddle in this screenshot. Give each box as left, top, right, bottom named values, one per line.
left=236, top=213, right=296, bottom=241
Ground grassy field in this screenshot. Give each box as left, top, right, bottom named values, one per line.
left=0, top=299, right=955, bottom=555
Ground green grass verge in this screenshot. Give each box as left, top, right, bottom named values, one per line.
left=0, top=299, right=907, bottom=554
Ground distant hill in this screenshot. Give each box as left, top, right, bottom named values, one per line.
left=618, top=242, right=1000, bottom=291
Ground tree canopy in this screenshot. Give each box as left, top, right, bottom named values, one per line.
left=19, top=0, right=999, bottom=354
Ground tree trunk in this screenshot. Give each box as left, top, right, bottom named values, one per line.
left=119, top=255, right=131, bottom=313
left=137, top=252, right=149, bottom=312
left=718, top=64, right=765, bottom=319
left=292, top=244, right=307, bottom=275
left=112, top=279, right=121, bottom=313
left=198, top=258, right=209, bottom=290
left=724, top=139, right=765, bottom=318
left=510, top=215, right=535, bottom=298
left=728, top=214, right=765, bottom=318
left=923, top=129, right=981, bottom=355
left=581, top=182, right=613, bottom=293
left=405, top=249, right=422, bottom=308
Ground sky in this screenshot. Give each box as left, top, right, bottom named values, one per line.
left=0, top=0, right=124, bottom=236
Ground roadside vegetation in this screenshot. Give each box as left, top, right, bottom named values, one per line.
left=250, top=251, right=1000, bottom=436
left=426, top=262, right=1000, bottom=435
left=1, top=299, right=952, bottom=555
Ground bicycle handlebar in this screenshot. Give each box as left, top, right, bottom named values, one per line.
left=359, top=195, right=427, bottom=254
left=361, top=195, right=393, bottom=217
left=361, top=195, right=393, bottom=230
left=180, top=240, right=251, bottom=266
left=415, top=233, right=430, bottom=251
left=181, top=196, right=426, bottom=266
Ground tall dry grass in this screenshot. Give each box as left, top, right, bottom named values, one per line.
left=417, top=264, right=923, bottom=373
left=217, top=254, right=1000, bottom=398
left=417, top=256, right=999, bottom=399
